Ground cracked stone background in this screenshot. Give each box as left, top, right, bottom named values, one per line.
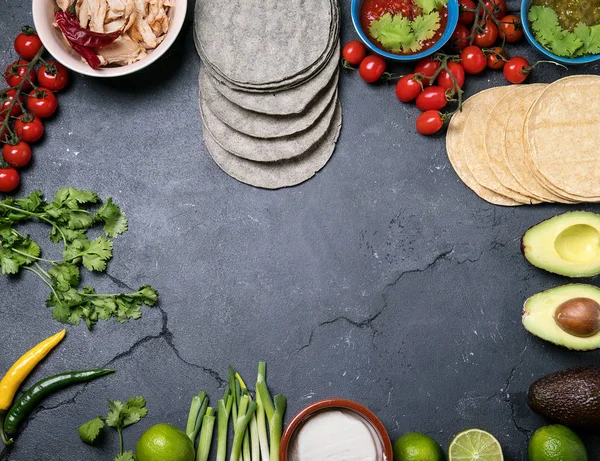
left=1, top=0, right=600, bottom=459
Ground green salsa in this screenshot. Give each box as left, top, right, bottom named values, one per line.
left=531, top=0, right=600, bottom=30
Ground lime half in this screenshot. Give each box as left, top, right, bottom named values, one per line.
left=449, top=429, right=504, bottom=461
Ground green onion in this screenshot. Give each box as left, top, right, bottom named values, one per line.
left=256, top=362, right=270, bottom=460
left=186, top=391, right=208, bottom=442
left=229, top=395, right=257, bottom=461
left=196, top=407, right=215, bottom=461
left=216, top=386, right=233, bottom=461
left=269, top=395, right=287, bottom=461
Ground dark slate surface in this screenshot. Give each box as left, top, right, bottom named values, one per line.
left=1, top=0, right=599, bottom=460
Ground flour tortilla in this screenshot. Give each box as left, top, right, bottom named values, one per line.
left=525, top=75, right=600, bottom=199
left=203, top=101, right=342, bottom=189
left=503, top=87, right=576, bottom=204
left=199, top=66, right=338, bottom=138
left=200, top=88, right=338, bottom=162
left=210, top=42, right=340, bottom=115
left=484, top=85, right=544, bottom=204
left=195, top=0, right=335, bottom=86
left=446, top=91, right=522, bottom=206
left=462, top=86, right=529, bottom=204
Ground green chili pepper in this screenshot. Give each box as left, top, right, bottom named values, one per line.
left=3, top=369, right=114, bottom=437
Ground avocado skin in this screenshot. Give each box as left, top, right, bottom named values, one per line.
left=528, top=366, right=600, bottom=429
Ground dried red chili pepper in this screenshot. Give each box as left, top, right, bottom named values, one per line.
left=69, top=42, right=102, bottom=69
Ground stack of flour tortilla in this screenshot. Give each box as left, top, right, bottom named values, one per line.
left=446, top=76, right=600, bottom=206
left=194, top=0, right=341, bottom=189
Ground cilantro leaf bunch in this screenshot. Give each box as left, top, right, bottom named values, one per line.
left=369, top=10, right=442, bottom=54
left=79, top=396, right=148, bottom=461
left=529, top=6, right=600, bottom=58
left=0, top=188, right=158, bottom=330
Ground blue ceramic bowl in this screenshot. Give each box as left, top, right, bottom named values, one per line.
left=350, top=0, right=459, bottom=61
left=521, top=0, right=600, bottom=65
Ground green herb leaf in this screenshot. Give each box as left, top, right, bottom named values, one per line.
left=95, top=198, right=128, bottom=238
left=414, top=0, right=448, bottom=14
left=551, top=31, right=583, bottom=57
left=574, top=23, right=600, bottom=55
left=64, top=237, right=113, bottom=272
left=78, top=417, right=105, bottom=444
left=54, top=187, right=100, bottom=208
left=413, top=11, right=441, bottom=42
left=48, top=263, right=80, bottom=292
left=369, top=11, right=442, bottom=53
left=15, top=190, right=46, bottom=213
left=107, top=397, right=148, bottom=430
left=114, top=451, right=135, bottom=461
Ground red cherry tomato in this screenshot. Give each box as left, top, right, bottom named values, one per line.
left=486, top=47, right=508, bottom=70
left=474, top=21, right=499, bottom=48
left=342, top=41, right=367, bottom=66
left=0, top=168, right=20, bottom=193
left=484, top=0, right=507, bottom=19
left=4, top=60, right=36, bottom=91
left=499, top=15, right=524, bottom=43
left=1, top=89, right=23, bottom=117
left=504, top=56, right=531, bottom=83
left=2, top=141, right=31, bottom=168
left=416, top=86, right=448, bottom=111
left=458, top=0, right=477, bottom=25
left=414, top=57, right=441, bottom=85
left=14, top=115, right=44, bottom=143
left=437, top=62, right=465, bottom=91
left=359, top=55, right=387, bottom=83
left=460, top=46, right=487, bottom=74
left=416, top=110, right=444, bottom=135
left=37, top=61, right=69, bottom=92
left=450, top=24, right=470, bottom=50
left=14, top=31, right=43, bottom=60
left=395, top=74, right=422, bottom=102
left=26, top=88, right=58, bottom=119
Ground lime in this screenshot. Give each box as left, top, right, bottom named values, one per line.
left=448, top=428, right=503, bottom=461
left=393, top=432, right=444, bottom=461
left=528, top=425, right=588, bottom=461
left=136, top=423, right=195, bottom=461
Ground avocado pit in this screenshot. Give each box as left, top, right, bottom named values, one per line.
left=554, top=297, right=600, bottom=338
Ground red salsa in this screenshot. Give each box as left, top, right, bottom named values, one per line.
left=361, top=0, right=449, bottom=55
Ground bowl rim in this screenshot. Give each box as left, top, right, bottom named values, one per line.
left=279, top=398, right=393, bottom=461
left=520, top=0, right=600, bottom=65
left=350, top=0, right=459, bottom=61
left=31, top=0, right=187, bottom=78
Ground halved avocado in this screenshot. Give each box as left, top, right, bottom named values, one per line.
left=523, top=284, right=600, bottom=351
left=522, top=211, right=600, bottom=277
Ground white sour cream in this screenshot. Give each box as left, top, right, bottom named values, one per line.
left=288, top=409, right=384, bottom=461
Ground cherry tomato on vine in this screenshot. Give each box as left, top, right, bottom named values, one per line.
left=486, top=47, right=508, bottom=70
left=414, top=57, right=441, bottom=84
left=359, top=55, right=387, bottom=83
left=438, top=62, right=465, bottom=91
left=14, top=31, right=43, bottom=60
left=342, top=41, right=367, bottom=66
left=37, top=61, right=69, bottom=91
left=4, top=60, right=36, bottom=91
left=395, top=74, right=422, bottom=102
left=499, top=15, right=524, bottom=43
left=484, top=0, right=507, bottom=19
left=14, top=115, right=44, bottom=143
left=0, top=168, right=20, bottom=193
left=458, top=0, right=476, bottom=25
left=416, top=110, right=444, bottom=135
left=1, top=89, right=23, bottom=117
left=504, top=56, right=531, bottom=83
left=2, top=141, right=31, bottom=168
left=460, top=46, right=487, bottom=74
left=450, top=24, right=470, bottom=50
left=416, top=86, right=448, bottom=111
left=474, top=21, right=498, bottom=48
left=26, top=88, right=58, bottom=119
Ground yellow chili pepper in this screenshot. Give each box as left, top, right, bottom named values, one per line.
left=0, top=329, right=66, bottom=412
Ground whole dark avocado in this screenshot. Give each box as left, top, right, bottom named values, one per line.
left=528, top=366, right=600, bottom=429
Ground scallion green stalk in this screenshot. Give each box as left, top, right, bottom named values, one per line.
left=196, top=407, right=216, bottom=461
left=186, top=391, right=208, bottom=442
left=256, top=363, right=270, bottom=460
left=269, top=395, right=286, bottom=461
left=229, top=395, right=257, bottom=461
left=216, top=386, right=233, bottom=461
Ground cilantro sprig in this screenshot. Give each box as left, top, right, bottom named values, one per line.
left=369, top=10, right=442, bottom=54
left=0, top=188, right=158, bottom=330
left=79, top=396, right=148, bottom=461
left=529, top=6, right=600, bottom=58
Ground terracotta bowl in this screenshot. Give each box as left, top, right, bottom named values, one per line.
left=280, top=398, right=393, bottom=461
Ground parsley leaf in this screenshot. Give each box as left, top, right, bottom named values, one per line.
left=369, top=11, right=443, bottom=54
left=78, top=417, right=105, bottom=444
left=114, top=451, right=135, bottom=461
left=415, top=0, right=448, bottom=14
left=95, top=198, right=128, bottom=238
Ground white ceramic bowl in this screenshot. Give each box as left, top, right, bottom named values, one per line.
left=32, top=0, right=187, bottom=77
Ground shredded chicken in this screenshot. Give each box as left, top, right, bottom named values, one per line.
left=59, top=0, right=172, bottom=67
